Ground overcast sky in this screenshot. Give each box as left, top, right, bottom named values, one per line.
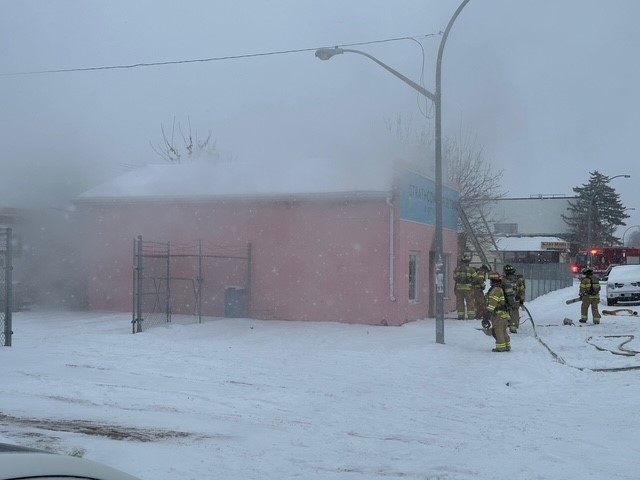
left=1, top=1, right=639, bottom=232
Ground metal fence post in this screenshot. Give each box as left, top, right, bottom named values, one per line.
left=3, top=228, right=13, bottom=346
left=132, top=237, right=137, bottom=334
left=197, top=240, right=202, bottom=324
left=166, top=241, right=171, bottom=324
left=247, top=242, right=252, bottom=316
left=133, top=235, right=144, bottom=333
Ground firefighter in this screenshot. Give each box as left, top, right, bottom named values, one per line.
left=482, top=271, right=511, bottom=352
left=579, top=267, right=601, bottom=324
left=502, top=264, right=526, bottom=333
left=453, top=253, right=476, bottom=319
left=473, top=263, right=491, bottom=319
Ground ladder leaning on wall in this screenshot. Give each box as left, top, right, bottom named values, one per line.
left=457, top=204, right=493, bottom=267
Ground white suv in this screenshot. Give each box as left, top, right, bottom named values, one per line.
left=605, top=265, right=640, bottom=306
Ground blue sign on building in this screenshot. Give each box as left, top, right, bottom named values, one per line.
left=398, top=170, right=459, bottom=230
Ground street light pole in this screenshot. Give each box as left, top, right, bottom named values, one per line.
left=434, top=0, right=471, bottom=344
left=315, top=0, right=471, bottom=344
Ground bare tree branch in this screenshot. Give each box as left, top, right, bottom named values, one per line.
left=384, top=114, right=506, bottom=257
left=444, top=129, right=505, bottom=255
left=151, top=117, right=219, bottom=164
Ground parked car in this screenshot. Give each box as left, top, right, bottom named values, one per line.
left=0, top=442, right=141, bottom=480
left=605, top=265, right=640, bottom=306
left=600, top=264, right=621, bottom=282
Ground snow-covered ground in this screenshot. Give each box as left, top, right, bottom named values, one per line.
left=2, top=281, right=640, bottom=480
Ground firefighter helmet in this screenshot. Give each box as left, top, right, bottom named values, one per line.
left=461, top=253, right=471, bottom=263
left=503, top=264, right=516, bottom=275
left=582, top=267, right=593, bottom=276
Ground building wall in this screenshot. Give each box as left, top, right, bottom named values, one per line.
left=79, top=195, right=456, bottom=326
left=491, top=196, right=576, bottom=235
left=247, top=199, right=394, bottom=324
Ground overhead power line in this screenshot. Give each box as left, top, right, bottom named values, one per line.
left=1, top=33, right=439, bottom=77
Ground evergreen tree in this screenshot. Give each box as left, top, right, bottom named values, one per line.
left=562, top=171, right=630, bottom=251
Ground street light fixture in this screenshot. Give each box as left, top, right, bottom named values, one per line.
left=315, top=47, right=436, bottom=101
left=315, top=0, right=471, bottom=344
left=586, top=174, right=630, bottom=256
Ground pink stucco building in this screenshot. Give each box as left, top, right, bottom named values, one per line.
left=75, top=159, right=459, bottom=326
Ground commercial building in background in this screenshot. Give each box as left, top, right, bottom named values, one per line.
left=484, top=196, right=576, bottom=301
left=488, top=195, right=576, bottom=264
left=491, top=195, right=575, bottom=237
left=495, top=236, right=570, bottom=265
left=74, top=159, right=459, bottom=326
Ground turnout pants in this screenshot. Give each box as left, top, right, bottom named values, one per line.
left=580, top=296, right=601, bottom=324
left=455, top=286, right=475, bottom=319
left=491, top=312, right=511, bottom=351
left=508, top=307, right=520, bottom=332
left=474, top=288, right=486, bottom=319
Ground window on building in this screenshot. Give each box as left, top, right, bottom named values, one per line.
left=504, top=250, right=559, bottom=264
left=409, top=253, right=419, bottom=302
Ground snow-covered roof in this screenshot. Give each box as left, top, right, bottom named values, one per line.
left=76, top=159, right=394, bottom=203
left=494, top=236, right=569, bottom=252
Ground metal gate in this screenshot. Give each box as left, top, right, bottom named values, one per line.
left=132, top=236, right=251, bottom=333
left=1, top=228, right=13, bottom=347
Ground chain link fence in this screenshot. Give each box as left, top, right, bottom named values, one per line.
left=132, top=236, right=251, bottom=333
left=513, top=262, right=573, bottom=302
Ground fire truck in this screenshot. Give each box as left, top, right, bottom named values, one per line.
left=571, top=247, right=640, bottom=276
